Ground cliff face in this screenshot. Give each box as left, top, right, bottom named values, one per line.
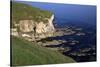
left=35, top=15, right=55, bottom=34
left=20, top=15, right=55, bottom=40
left=11, top=2, right=55, bottom=41
left=11, top=15, right=55, bottom=41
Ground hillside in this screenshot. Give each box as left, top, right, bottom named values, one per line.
left=11, top=2, right=52, bottom=28
left=11, top=36, right=75, bottom=66
left=11, top=2, right=55, bottom=40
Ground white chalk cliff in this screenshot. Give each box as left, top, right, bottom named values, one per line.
left=11, top=15, right=55, bottom=41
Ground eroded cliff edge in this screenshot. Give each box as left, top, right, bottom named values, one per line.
left=11, top=2, right=55, bottom=41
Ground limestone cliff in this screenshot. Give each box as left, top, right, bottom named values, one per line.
left=11, top=2, right=55, bottom=41
left=20, top=15, right=55, bottom=40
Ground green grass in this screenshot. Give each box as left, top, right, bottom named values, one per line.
left=11, top=36, right=75, bottom=66
left=11, top=1, right=52, bottom=25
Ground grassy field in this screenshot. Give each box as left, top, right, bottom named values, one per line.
left=11, top=36, right=75, bottom=66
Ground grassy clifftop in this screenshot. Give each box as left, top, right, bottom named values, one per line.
left=11, top=2, right=52, bottom=23
left=11, top=36, right=75, bottom=66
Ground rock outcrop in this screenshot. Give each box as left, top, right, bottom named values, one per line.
left=11, top=15, right=55, bottom=41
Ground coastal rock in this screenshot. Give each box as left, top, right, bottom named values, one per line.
left=11, top=15, right=55, bottom=41
left=19, top=20, right=35, bottom=32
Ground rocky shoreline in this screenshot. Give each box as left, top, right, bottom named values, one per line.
left=33, top=25, right=96, bottom=62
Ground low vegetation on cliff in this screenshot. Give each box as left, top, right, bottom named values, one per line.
left=11, top=36, right=75, bottom=66
left=11, top=2, right=52, bottom=28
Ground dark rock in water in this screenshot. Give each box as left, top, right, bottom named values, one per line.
left=40, top=24, right=96, bottom=62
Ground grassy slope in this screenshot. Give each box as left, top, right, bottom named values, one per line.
left=11, top=2, right=52, bottom=23
left=11, top=36, right=75, bottom=66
